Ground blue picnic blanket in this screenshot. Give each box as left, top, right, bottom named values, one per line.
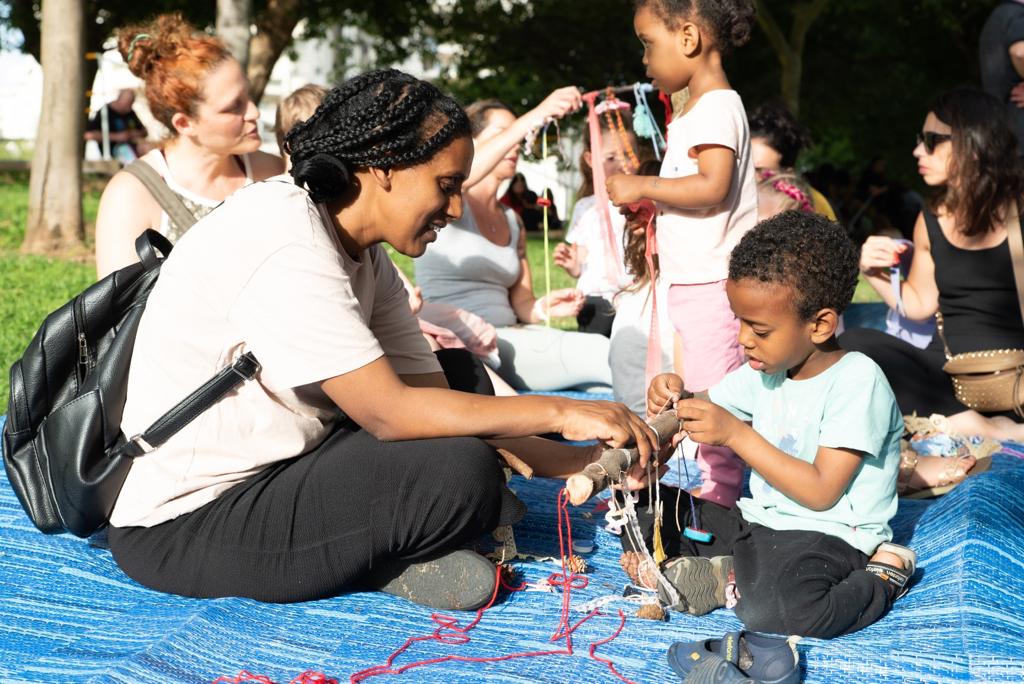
left=1, top=412, right=1023, bottom=683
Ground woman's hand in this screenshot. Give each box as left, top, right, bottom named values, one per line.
left=529, top=86, right=583, bottom=124
left=407, top=285, right=424, bottom=315
left=553, top=242, right=582, bottom=278
left=536, top=288, right=585, bottom=319
left=675, top=398, right=745, bottom=448
left=860, top=235, right=908, bottom=276
left=559, top=400, right=660, bottom=467
left=621, top=461, right=670, bottom=491
left=606, top=174, right=645, bottom=206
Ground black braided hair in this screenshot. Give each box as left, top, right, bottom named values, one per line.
left=728, top=211, right=859, bottom=321
left=285, top=69, right=471, bottom=203
left=634, top=0, right=756, bottom=54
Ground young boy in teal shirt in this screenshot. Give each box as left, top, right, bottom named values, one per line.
left=634, top=210, right=915, bottom=639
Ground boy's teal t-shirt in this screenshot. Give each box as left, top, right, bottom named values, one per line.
left=708, top=351, right=902, bottom=556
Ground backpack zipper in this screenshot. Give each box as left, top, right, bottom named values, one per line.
left=73, top=297, right=92, bottom=386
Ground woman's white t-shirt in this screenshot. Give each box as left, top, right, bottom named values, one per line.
left=110, top=180, right=440, bottom=527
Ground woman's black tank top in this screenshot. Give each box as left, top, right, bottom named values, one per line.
left=925, top=208, right=1024, bottom=353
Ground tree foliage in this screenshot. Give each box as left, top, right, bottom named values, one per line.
left=731, top=0, right=996, bottom=182
left=2, top=0, right=1006, bottom=187
left=428, top=0, right=644, bottom=108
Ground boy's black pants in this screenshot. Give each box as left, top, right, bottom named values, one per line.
left=621, top=486, right=894, bottom=638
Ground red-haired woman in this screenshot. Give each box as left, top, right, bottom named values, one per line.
left=95, top=14, right=284, bottom=278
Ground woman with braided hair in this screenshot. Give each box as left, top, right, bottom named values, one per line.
left=94, top=14, right=284, bottom=278
left=107, top=69, right=661, bottom=610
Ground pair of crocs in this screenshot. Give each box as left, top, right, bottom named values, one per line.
left=668, top=630, right=799, bottom=683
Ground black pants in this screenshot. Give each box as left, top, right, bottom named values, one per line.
left=109, top=349, right=504, bottom=603
left=577, top=295, right=616, bottom=337
left=839, top=327, right=964, bottom=417
left=621, top=487, right=892, bottom=639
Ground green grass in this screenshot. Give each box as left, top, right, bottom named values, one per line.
left=0, top=171, right=882, bottom=415
left=853, top=276, right=883, bottom=304
left=0, top=173, right=101, bottom=414
left=385, top=231, right=581, bottom=331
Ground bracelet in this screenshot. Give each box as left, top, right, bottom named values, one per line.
left=532, top=298, right=550, bottom=322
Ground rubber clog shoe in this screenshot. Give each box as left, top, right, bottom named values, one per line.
left=668, top=631, right=799, bottom=684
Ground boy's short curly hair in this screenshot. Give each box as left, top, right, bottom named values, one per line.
left=728, top=211, right=859, bottom=321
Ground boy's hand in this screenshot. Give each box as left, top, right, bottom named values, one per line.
left=606, top=174, right=644, bottom=206
left=676, top=398, right=745, bottom=448
left=620, top=461, right=669, bottom=491
left=647, top=373, right=684, bottom=417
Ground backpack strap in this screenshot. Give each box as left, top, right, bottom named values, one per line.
left=122, top=160, right=198, bottom=234
left=134, top=229, right=174, bottom=270
left=1008, top=212, right=1024, bottom=327
left=118, top=352, right=261, bottom=458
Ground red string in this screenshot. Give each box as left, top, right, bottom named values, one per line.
left=589, top=609, right=638, bottom=684
left=348, top=489, right=635, bottom=682
left=657, top=91, right=673, bottom=132
left=213, top=672, right=276, bottom=684
left=212, top=671, right=337, bottom=684
left=215, top=491, right=635, bottom=683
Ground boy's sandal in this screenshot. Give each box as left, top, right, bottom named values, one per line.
left=684, top=656, right=756, bottom=683
left=668, top=645, right=754, bottom=683
left=866, top=542, right=917, bottom=601
left=667, top=632, right=799, bottom=684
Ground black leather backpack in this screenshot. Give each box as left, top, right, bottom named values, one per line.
left=2, top=229, right=258, bottom=538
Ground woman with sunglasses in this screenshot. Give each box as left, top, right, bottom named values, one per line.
left=841, top=88, right=1024, bottom=489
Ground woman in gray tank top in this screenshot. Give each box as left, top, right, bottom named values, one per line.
left=417, top=98, right=613, bottom=391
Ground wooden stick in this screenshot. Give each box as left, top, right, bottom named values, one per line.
left=582, top=83, right=655, bottom=99
left=496, top=448, right=535, bottom=480
left=564, top=409, right=684, bottom=506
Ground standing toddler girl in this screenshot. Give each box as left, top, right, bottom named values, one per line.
left=607, top=0, right=758, bottom=507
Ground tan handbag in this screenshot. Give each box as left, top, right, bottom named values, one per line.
left=938, top=211, right=1024, bottom=417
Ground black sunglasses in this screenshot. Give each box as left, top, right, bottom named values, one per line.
left=916, top=131, right=952, bottom=154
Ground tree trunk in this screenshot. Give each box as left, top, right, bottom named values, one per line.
left=247, top=0, right=303, bottom=105
left=23, top=0, right=85, bottom=256
left=217, top=0, right=253, bottom=71
left=754, top=0, right=830, bottom=116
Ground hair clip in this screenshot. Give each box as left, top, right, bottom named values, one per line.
left=772, top=179, right=814, bottom=212
left=127, top=33, right=151, bottom=62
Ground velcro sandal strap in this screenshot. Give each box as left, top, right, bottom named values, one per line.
left=865, top=562, right=912, bottom=600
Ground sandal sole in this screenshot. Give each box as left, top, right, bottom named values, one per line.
left=661, top=556, right=730, bottom=615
